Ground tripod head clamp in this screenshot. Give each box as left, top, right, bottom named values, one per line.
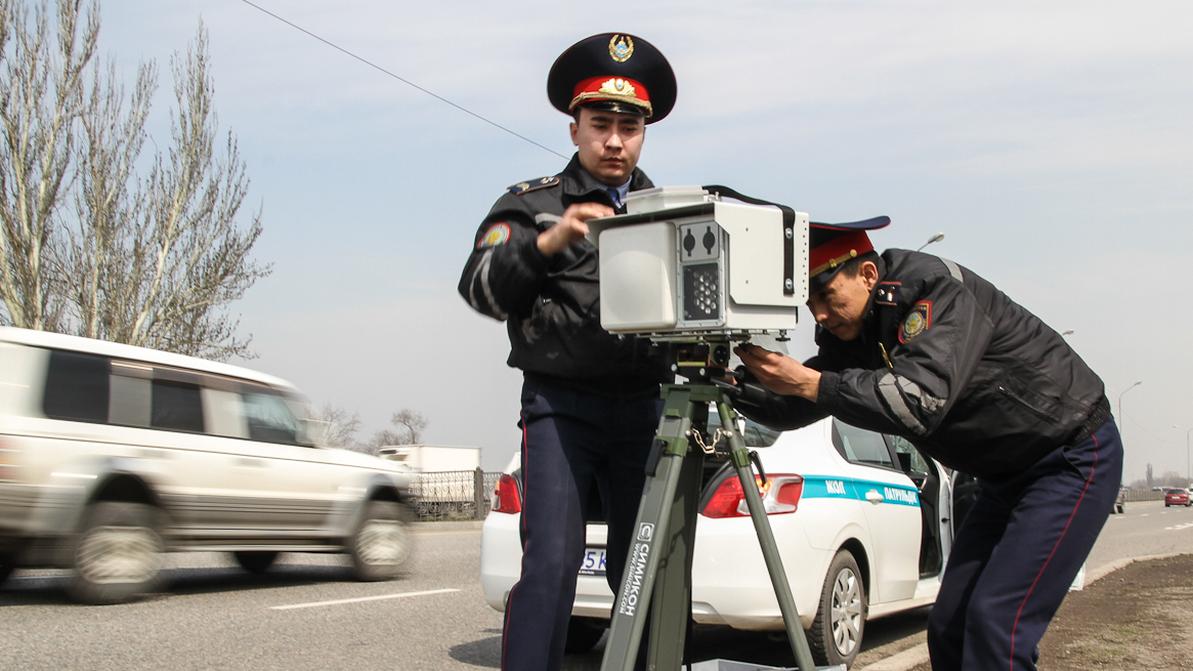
left=710, top=365, right=773, bottom=408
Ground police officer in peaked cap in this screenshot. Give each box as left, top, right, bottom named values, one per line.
left=728, top=222, right=1123, bottom=669
left=458, top=33, right=676, bottom=670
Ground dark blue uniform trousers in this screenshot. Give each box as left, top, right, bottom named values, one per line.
left=501, top=377, right=662, bottom=671
left=927, top=419, right=1123, bottom=670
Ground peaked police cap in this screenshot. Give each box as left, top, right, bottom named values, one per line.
left=547, top=33, right=677, bottom=123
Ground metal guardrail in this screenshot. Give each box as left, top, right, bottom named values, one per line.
left=1123, top=488, right=1177, bottom=502
left=403, top=478, right=1171, bottom=520
left=408, top=469, right=501, bottom=521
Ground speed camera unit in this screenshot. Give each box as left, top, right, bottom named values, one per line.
left=589, top=186, right=810, bottom=341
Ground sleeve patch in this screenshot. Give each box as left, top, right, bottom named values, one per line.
left=898, top=300, right=933, bottom=344
left=477, top=222, right=512, bottom=249
left=507, top=175, right=560, bottom=195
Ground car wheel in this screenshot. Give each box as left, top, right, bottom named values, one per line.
left=68, top=502, right=164, bottom=604
left=348, top=500, right=413, bottom=581
left=808, top=549, right=866, bottom=667
left=564, top=616, right=607, bottom=654
left=233, top=551, right=280, bottom=574
left=1115, top=504, right=1124, bottom=514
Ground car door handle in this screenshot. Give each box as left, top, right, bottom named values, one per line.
left=865, top=490, right=884, bottom=505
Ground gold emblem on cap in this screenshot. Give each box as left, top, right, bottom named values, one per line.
left=609, top=35, right=634, bottom=63
left=599, top=78, right=636, bottom=97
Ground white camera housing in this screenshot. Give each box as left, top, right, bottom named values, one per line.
left=589, top=187, right=810, bottom=340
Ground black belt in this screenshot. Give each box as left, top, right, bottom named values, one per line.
left=1069, top=396, right=1112, bottom=445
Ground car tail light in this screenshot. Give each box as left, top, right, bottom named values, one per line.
left=491, top=474, right=522, bottom=514
left=701, top=473, right=803, bottom=518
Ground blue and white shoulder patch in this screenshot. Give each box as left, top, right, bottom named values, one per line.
left=508, top=175, right=560, bottom=196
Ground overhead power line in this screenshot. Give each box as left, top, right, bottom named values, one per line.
left=238, top=0, right=568, bottom=160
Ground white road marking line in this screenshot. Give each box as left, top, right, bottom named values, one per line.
left=270, top=588, right=460, bottom=611
left=1163, top=522, right=1193, bottom=532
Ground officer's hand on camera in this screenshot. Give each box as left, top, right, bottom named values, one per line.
left=537, top=202, right=614, bottom=256
left=734, top=343, right=821, bottom=402
left=713, top=366, right=774, bottom=413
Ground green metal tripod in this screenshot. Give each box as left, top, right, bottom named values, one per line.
left=599, top=381, right=819, bottom=671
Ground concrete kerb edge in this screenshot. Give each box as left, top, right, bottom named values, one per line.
left=855, top=552, right=1189, bottom=671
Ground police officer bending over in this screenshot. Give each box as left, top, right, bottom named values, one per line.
left=458, top=33, right=676, bottom=671
left=731, top=220, right=1122, bottom=671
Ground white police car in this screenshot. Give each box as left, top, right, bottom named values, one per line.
left=480, top=414, right=955, bottom=667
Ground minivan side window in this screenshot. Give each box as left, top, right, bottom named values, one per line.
left=151, top=379, right=205, bottom=433
left=242, top=390, right=298, bottom=444
left=832, top=419, right=896, bottom=469
left=43, top=350, right=110, bottom=423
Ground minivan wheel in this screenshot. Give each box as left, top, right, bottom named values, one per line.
left=348, top=501, right=413, bottom=581
left=808, top=549, right=866, bottom=667
left=564, top=616, right=607, bottom=653
left=233, top=551, right=279, bottom=574
left=69, top=502, right=163, bottom=605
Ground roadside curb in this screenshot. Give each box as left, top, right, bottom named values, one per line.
left=855, top=552, right=1189, bottom=671
left=1081, top=551, right=1182, bottom=584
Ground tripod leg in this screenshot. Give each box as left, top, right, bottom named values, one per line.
left=717, top=398, right=818, bottom=671
left=646, top=403, right=704, bottom=669
left=600, top=386, right=696, bottom=671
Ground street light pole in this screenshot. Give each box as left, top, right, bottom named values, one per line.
left=1178, top=425, right=1193, bottom=487
left=917, top=232, right=945, bottom=252
left=1116, top=380, right=1142, bottom=451
left=1187, top=428, right=1192, bottom=486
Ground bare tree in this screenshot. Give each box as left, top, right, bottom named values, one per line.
left=0, top=0, right=268, bottom=360
left=367, top=409, right=429, bottom=449
left=0, top=0, right=97, bottom=330
left=390, top=409, right=428, bottom=444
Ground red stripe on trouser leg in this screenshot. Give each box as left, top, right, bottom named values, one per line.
left=1007, top=433, right=1099, bottom=671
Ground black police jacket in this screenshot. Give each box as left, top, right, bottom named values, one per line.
left=458, top=154, right=671, bottom=395
left=735, top=249, right=1109, bottom=480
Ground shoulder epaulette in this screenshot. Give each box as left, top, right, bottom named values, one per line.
left=875, top=280, right=901, bottom=307
left=507, top=175, right=560, bottom=196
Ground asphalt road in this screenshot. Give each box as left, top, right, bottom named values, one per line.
left=1, top=499, right=1189, bottom=670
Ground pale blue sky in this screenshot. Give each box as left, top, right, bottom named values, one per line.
left=96, top=1, right=1192, bottom=479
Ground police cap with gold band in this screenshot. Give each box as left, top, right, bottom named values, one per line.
left=808, top=216, right=892, bottom=290
left=547, top=33, right=677, bottom=124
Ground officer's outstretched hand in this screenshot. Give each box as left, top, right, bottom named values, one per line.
left=537, top=202, right=614, bottom=256
left=734, top=343, right=821, bottom=402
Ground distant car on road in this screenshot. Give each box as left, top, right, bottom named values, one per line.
left=481, top=415, right=957, bottom=668
left=0, top=327, right=416, bottom=604
left=1164, top=488, right=1191, bottom=508
left=1113, top=486, right=1126, bottom=514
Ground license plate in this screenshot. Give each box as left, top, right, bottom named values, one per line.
left=579, top=547, right=607, bottom=576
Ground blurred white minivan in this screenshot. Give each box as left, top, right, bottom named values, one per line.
left=0, top=327, right=415, bottom=603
